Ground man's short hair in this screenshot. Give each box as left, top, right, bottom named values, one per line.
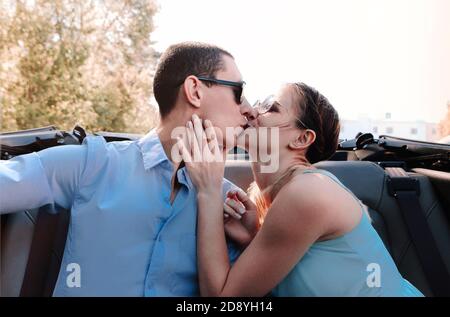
left=153, top=42, right=233, bottom=118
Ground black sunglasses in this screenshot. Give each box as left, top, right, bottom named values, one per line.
left=196, top=76, right=246, bottom=104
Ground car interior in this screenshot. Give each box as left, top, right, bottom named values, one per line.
left=1, top=127, right=450, bottom=297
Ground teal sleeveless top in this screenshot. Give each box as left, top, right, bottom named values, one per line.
left=271, top=169, right=424, bottom=297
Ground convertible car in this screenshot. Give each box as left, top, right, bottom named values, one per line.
left=1, top=126, right=449, bottom=297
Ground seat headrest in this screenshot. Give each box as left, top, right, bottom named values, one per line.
left=314, top=161, right=386, bottom=209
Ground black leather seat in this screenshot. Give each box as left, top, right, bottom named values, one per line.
left=316, top=161, right=450, bottom=296
left=1, top=209, right=37, bottom=296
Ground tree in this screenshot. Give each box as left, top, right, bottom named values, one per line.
left=0, top=0, right=160, bottom=133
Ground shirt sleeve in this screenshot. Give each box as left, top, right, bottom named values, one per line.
left=0, top=144, right=87, bottom=215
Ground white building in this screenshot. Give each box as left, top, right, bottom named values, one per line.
left=339, top=113, right=439, bottom=142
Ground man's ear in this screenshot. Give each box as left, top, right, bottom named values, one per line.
left=288, top=129, right=316, bottom=150
left=182, top=75, right=202, bottom=109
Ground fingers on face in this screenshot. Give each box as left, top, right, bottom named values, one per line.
left=178, top=115, right=221, bottom=162
left=189, top=115, right=220, bottom=159
left=186, top=120, right=201, bottom=159
left=192, top=114, right=208, bottom=150
left=176, top=136, right=191, bottom=163
left=204, top=119, right=219, bottom=154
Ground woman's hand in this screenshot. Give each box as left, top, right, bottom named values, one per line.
left=176, top=114, right=225, bottom=195
left=223, top=189, right=260, bottom=248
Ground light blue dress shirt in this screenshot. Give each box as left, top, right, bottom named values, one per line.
left=0, top=129, right=240, bottom=296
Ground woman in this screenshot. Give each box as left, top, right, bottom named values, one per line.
left=176, top=82, right=423, bottom=296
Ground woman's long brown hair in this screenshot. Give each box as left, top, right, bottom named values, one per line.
left=248, top=83, right=341, bottom=223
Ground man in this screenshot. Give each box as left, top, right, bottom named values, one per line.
left=0, top=42, right=255, bottom=296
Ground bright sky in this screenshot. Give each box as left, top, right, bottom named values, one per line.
left=152, top=0, right=450, bottom=123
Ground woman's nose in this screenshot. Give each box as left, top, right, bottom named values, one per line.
left=240, top=97, right=259, bottom=121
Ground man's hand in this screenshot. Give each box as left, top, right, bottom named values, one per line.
left=223, top=189, right=260, bottom=248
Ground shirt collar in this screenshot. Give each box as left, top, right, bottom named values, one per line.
left=176, top=164, right=194, bottom=190
left=137, top=129, right=193, bottom=190
left=137, top=129, right=170, bottom=170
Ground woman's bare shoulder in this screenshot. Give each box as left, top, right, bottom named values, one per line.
left=270, top=172, right=334, bottom=226
left=279, top=171, right=335, bottom=207
left=283, top=170, right=363, bottom=239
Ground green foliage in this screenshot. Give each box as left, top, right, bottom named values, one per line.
left=0, top=0, right=160, bottom=133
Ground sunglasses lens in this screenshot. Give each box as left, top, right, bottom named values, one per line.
left=257, top=95, right=275, bottom=114
left=233, top=87, right=243, bottom=104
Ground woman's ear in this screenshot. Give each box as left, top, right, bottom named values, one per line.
left=182, top=75, right=202, bottom=109
left=288, top=129, right=316, bottom=150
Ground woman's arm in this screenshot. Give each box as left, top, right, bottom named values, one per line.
left=178, top=114, right=330, bottom=297
left=197, top=176, right=328, bottom=296
left=197, top=189, right=232, bottom=296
